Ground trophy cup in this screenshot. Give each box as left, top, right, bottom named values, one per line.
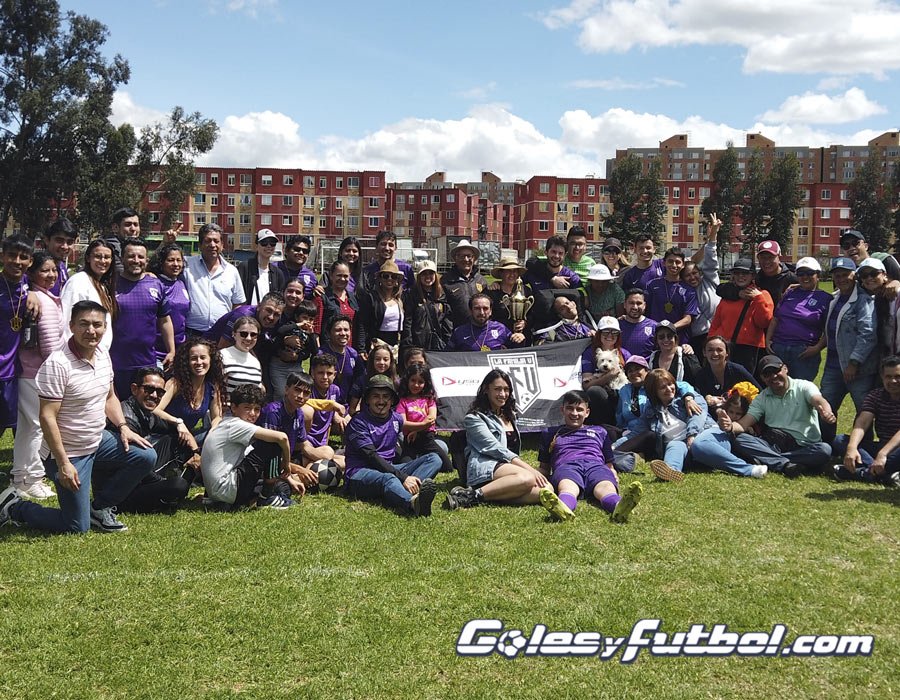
left=501, top=279, right=535, bottom=322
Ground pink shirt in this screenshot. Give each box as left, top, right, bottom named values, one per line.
left=20, top=288, right=63, bottom=379
left=396, top=396, right=436, bottom=432
left=36, top=341, right=112, bottom=458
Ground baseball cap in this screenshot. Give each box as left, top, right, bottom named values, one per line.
left=794, top=257, right=822, bottom=274
left=831, top=257, right=857, bottom=272
left=596, top=316, right=620, bottom=332
left=416, top=260, right=437, bottom=275
left=654, top=320, right=677, bottom=336
left=363, top=374, right=399, bottom=401
left=256, top=228, right=278, bottom=244
left=602, top=237, right=623, bottom=253
left=587, top=264, right=615, bottom=282
left=731, top=258, right=755, bottom=273
left=757, top=240, right=781, bottom=256
left=840, top=229, right=865, bottom=246
left=757, top=355, right=785, bottom=375
left=624, top=355, right=649, bottom=370
left=857, top=257, right=886, bottom=275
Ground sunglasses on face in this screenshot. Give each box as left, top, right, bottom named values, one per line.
left=259, top=241, right=277, bottom=247
left=238, top=331, right=259, bottom=339
left=141, top=385, right=165, bottom=396
left=796, top=271, right=816, bottom=277
left=292, top=247, right=310, bottom=255
left=600, top=330, right=619, bottom=337
left=380, top=273, right=402, bottom=281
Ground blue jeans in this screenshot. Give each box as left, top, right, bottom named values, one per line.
left=11, top=430, right=157, bottom=533
left=662, top=440, right=688, bottom=473
left=820, top=364, right=877, bottom=443
left=733, top=433, right=832, bottom=472
left=832, top=434, right=900, bottom=483
left=771, top=341, right=821, bottom=382
left=690, top=428, right=754, bottom=477
left=347, top=453, right=442, bottom=513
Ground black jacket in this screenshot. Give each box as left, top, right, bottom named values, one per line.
left=354, top=289, right=407, bottom=353
left=320, top=288, right=359, bottom=337
left=237, top=258, right=287, bottom=303
left=402, top=288, right=453, bottom=351
left=442, top=265, right=487, bottom=326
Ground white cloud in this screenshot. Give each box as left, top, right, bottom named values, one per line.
left=458, top=82, right=498, bottom=100
left=568, top=76, right=685, bottom=89
left=110, top=91, right=167, bottom=129
left=539, top=0, right=900, bottom=76
left=208, top=0, right=278, bottom=18
left=816, top=76, right=850, bottom=91
left=759, top=88, right=887, bottom=124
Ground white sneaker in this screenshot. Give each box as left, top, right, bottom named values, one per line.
left=750, top=464, right=768, bottom=479
left=18, top=481, right=55, bottom=500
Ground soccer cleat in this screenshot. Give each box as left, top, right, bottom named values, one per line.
left=256, top=493, right=293, bottom=509
left=17, top=480, right=55, bottom=500
left=0, top=486, right=23, bottom=528
left=649, top=460, right=685, bottom=483
left=750, top=464, right=768, bottom=479
left=90, top=506, right=128, bottom=533
left=611, top=481, right=643, bottom=524
left=445, top=485, right=478, bottom=510
left=539, top=487, right=575, bottom=522
left=412, top=478, right=437, bottom=517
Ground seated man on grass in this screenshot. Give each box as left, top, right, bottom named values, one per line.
left=201, top=384, right=300, bottom=511
left=343, top=374, right=441, bottom=517
left=537, top=390, right=643, bottom=523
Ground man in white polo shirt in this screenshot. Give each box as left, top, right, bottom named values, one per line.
left=0, top=301, right=156, bottom=533
left=184, top=223, right=246, bottom=335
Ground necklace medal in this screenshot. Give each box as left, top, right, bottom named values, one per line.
left=664, top=302, right=674, bottom=313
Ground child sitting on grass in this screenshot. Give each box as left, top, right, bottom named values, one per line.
left=303, top=354, right=348, bottom=467
left=537, top=390, right=643, bottom=523
left=396, top=364, right=452, bottom=472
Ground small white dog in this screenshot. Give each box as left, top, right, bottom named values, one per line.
left=593, top=349, right=628, bottom=390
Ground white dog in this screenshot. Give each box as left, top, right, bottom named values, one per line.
left=593, top=349, right=628, bottom=390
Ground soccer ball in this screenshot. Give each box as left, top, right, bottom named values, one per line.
left=312, top=458, right=342, bottom=492
left=495, top=630, right=527, bottom=658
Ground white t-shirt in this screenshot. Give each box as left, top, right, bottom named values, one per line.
left=253, top=267, right=270, bottom=305
left=221, top=345, right=263, bottom=394
left=380, top=300, right=402, bottom=331
left=201, top=416, right=259, bottom=504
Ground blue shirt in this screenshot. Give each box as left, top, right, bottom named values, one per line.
left=183, top=255, right=245, bottom=332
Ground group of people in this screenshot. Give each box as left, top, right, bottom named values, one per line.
left=1, top=211, right=898, bottom=534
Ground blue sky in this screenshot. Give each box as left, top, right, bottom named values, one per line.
left=66, top=1, right=900, bottom=181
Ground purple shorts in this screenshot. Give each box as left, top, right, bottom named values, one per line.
left=0, top=378, right=18, bottom=429
left=551, top=462, right=617, bottom=496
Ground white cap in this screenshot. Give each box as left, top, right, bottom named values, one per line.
left=587, top=264, right=614, bottom=281
left=416, top=259, right=437, bottom=275
left=794, top=257, right=822, bottom=273
left=858, top=257, right=886, bottom=273
left=256, top=228, right=278, bottom=243
left=596, top=316, right=620, bottom=332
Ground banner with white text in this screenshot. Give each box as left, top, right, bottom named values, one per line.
left=428, top=338, right=590, bottom=432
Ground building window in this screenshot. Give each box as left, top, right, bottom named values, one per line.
left=587, top=185, right=596, bottom=197
left=227, top=215, right=235, bottom=226
left=822, top=209, right=831, bottom=219
left=672, top=187, right=680, bottom=199
left=195, top=173, right=206, bottom=185
left=349, top=197, right=360, bottom=209
left=336, top=177, right=344, bottom=188
left=319, top=218, right=326, bottom=228
left=840, top=189, right=849, bottom=200
left=420, top=212, right=427, bottom=223
left=335, top=218, right=343, bottom=229
left=687, top=206, right=695, bottom=218
left=239, top=234, right=251, bottom=247
left=261, top=195, right=272, bottom=206
left=538, top=221, right=550, bottom=232
left=556, top=221, right=568, bottom=232
left=240, top=194, right=251, bottom=206
left=303, top=215, right=314, bottom=227
left=210, top=173, right=218, bottom=185
left=194, top=194, right=206, bottom=205
left=210, top=195, right=218, bottom=206
left=369, top=176, right=379, bottom=187
left=369, top=197, right=380, bottom=208
left=420, top=195, right=428, bottom=205
left=539, top=182, right=550, bottom=194
left=432, top=195, right=440, bottom=204
left=261, top=175, right=272, bottom=186
left=672, top=207, right=680, bottom=218
left=557, top=184, right=568, bottom=197
left=239, top=214, right=251, bottom=225
left=148, top=212, right=159, bottom=224
left=303, top=175, right=315, bottom=187
left=446, top=226, right=455, bottom=235
left=283, top=196, right=294, bottom=206
left=821, top=189, right=831, bottom=200
left=396, top=195, right=405, bottom=205
left=672, top=224, right=679, bottom=236
left=446, top=211, right=455, bottom=219
left=446, top=193, right=455, bottom=203
left=240, top=174, right=252, bottom=186
left=283, top=216, right=293, bottom=226
left=688, top=188, right=695, bottom=199
left=194, top=214, right=206, bottom=225
left=227, top=174, right=236, bottom=187
left=799, top=226, right=809, bottom=237
left=336, top=198, right=343, bottom=210
left=573, top=185, right=580, bottom=196
left=539, top=202, right=549, bottom=213
left=348, top=216, right=359, bottom=228
left=368, top=217, right=379, bottom=228
left=303, top=196, right=314, bottom=208
left=283, top=175, right=293, bottom=186
left=700, top=187, right=710, bottom=198
left=571, top=204, right=580, bottom=216
left=840, top=208, right=850, bottom=219
left=820, top=228, right=830, bottom=237
left=319, top=177, right=327, bottom=188
left=148, top=191, right=161, bottom=203
left=349, top=176, right=360, bottom=188
left=261, top=214, right=272, bottom=225
left=319, top=199, right=326, bottom=211
left=587, top=204, right=595, bottom=216
left=556, top=203, right=568, bottom=213
left=227, top=195, right=235, bottom=207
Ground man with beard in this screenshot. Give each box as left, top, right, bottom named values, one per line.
left=448, top=294, right=524, bottom=351
left=619, top=289, right=658, bottom=358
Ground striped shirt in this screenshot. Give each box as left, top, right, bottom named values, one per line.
left=861, top=388, right=900, bottom=442
left=36, top=341, right=112, bottom=458
left=220, top=346, right=263, bottom=395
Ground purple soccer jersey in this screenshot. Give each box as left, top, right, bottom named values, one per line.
left=620, top=317, right=658, bottom=358
left=645, top=278, right=699, bottom=342
left=0, top=275, right=26, bottom=380
left=318, top=344, right=362, bottom=405
left=621, top=259, right=665, bottom=291
left=539, top=424, right=614, bottom=468
left=157, top=276, right=190, bottom=361
left=205, top=305, right=256, bottom=344
left=448, top=320, right=512, bottom=351
left=259, top=400, right=307, bottom=455
left=276, top=262, right=319, bottom=297
left=112, top=275, right=171, bottom=370
left=773, top=288, right=833, bottom=346
left=308, top=382, right=342, bottom=447
left=343, top=407, right=403, bottom=479
left=48, top=259, right=70, bottom=296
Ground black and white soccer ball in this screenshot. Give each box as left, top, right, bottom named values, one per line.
left=495, top=630, right=527, bottom=658
left=312, top=458, right=342, bottom=492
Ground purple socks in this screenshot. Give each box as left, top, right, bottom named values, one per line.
left=559, top=493, right=578, bottom=512
left=599, top=493, right=620, bottom=514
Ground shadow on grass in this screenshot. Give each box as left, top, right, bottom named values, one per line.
left=806, top=488, right=900, bottom=506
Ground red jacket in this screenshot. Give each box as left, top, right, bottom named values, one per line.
left=709, top=287, right=773, bottom=348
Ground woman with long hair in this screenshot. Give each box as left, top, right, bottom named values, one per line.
left=60, top=238, right=117, bottom=350
left=317, top=259, right=358, bottom=340
left=583, top=316, right=631, bottom=427
left=149, top=243, right=191, bottom=365
left=446, top=369, right=550, bottom=509
left=12, top=252, right=66, bottom=499
left=153, top=338, right=225, bottom=451
left=318, top=235, right=363, bottom=295
left=693, top=335, right=760, bottom=410
left=353, top=260, right=405, bottom=357
left=403, top=261, right=453, bottom=351
left=648, top=320, right=700, bottom=385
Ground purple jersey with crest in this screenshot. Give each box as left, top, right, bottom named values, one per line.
left=620, top=317, right=658, bottom=358
left=621, top=259, right=665, bottom=291
left=344, top=408, right=403, bottom=479
left=112, top=275, right=171, bottom=370
left=448, top=320, right=512, bottom=351
left=308, top=383, right=341, bottom=447
left=645, top=278, right=699, bottom=342
left=259, top=400, right=307, bottom=455
left=539, top=424, right=613, bottom=468
left=773, top=288, right=833, bottom=346
left=0, top=276, right=26, bottom=380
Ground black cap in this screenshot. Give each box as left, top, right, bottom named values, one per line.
left=840, top=229, right=865, bottom=245
left=654, top=320, right=677, bottom=335
left=732, top=258, right=755, bottom=273
left=602, top=237, right=622, bottom=253
left=757, top=354, right=784, bottom=374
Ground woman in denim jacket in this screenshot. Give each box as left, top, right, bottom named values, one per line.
left=630, top=368, right=714, bottom=483
left=445, top=369, right=551, bottom=510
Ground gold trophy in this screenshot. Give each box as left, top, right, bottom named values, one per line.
left=501, top=279, right=534, bottom=323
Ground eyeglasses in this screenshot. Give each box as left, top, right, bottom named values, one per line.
left=293, top=247, right=310, bottom=254
left=841, top=240, right=861, bottom=249
left=259, top=240, right=277, bottom=247
left=600, top=330, right=620, bottom=337
left=796, top=271, right=817, bottom=277
left=858, top=270, right=880, bottom=280
left=140, top=385, right=165, bottom=396
left=238, top=331, right=259, bottom=339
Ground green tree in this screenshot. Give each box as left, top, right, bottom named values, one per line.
left=700, top=143, right=741, bottom=258
left=0, top=0, right=129, bottom=234
left=892, top=161, right=900, bottom=253
left=639, top=157, right=666, bottom=248
left=765, top=152, right=802, bottom=251
left=604, top=154, right=644, bottom=245
left=850, top=151, right=893, bottom=253
left=739, top=151, right=768, bottom=257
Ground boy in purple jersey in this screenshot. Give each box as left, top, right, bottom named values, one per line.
left=620, top=234, right=665, bottom=291
left=537, top=391, right=643, bottom=523
left=318, top=315, right=363, bottom=405
left=0, top=234, right=33, bottom=431
left=110, top=239, right=175, bottom=398
left=619, top=289, right=658, bottom=358
left=523, top=235, right=581, bottom=293
left=343, top=374, right=440, bottom=516
left=277, top=235, right=319, bottom=297
left=43, top=218, right=76, bottom=296
left=303, top=355, right=348, bottom=465
left=645, top=247, right=699, bottom=343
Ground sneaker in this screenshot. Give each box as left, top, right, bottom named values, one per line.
left=18, top=480, right=55, bottom=500
left=539, top=487, right=575, bottom=522
left=256, top=493, right=293, bottom=509
left=887, top=472, right=900, bottom=488
left=90, top=505, right=128, bottom=533
left=445, top=485, right=478, bottom=510
left=411, top=478, right=437, bottom=517
left=781, top=462, right=803, bottom=479
left=750, top=464, right=768, bottom=479
left=611, top=481, right=643, bottom=524
left=0, top=486, right=22, bottom=528
left=649, top=459, right=685, bottom=483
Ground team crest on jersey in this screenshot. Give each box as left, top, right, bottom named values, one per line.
left=148, top=287, right=160, bottom=300
left=808, top=299, right=818, bottom=307
left=644, top=326, right=653, bottom=336
left=488, top=352, right=541, bottom=412
left=491, top=329, right=499, bottom=338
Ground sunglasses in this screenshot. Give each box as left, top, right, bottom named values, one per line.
left=292, top=247, right=310, bottom=254
left=238, top=331, right=259, bottom=339
left=259, top=240, right=277, bottom=247
left=140, top=385, right=165, bottom=396
left=841, top=240, right=861, bottom=249
left=796, top=271, right=817, bottom=277
left=858, top=270, right=881, bottom=279
left=380, top=273, right=403, bottom=280
left=600, top=330, right=619, bottom=337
